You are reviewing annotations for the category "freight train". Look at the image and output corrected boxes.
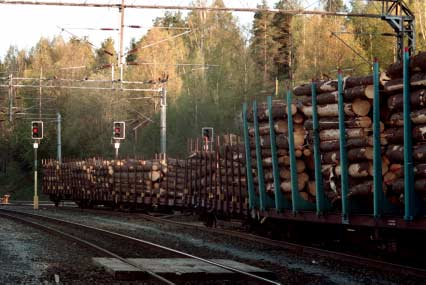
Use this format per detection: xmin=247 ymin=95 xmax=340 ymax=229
xmin=43 ymin=51 xmax=426 ymax=259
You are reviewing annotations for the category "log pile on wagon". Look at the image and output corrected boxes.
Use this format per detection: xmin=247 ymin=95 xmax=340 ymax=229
xmin=186 ymin=135 xmax=247 ymax=214
xmin=244 ymin=51 xmax=426 ymax=210
xmin=42 ymin=157 xmax=186 ymax=207
xmin=295 ymin=74 xmax=388 ymax=205
xmin=247 ymin=101 xmax=314 ymax=202
xmin=382 ymin=52 xmax=426 ymax=204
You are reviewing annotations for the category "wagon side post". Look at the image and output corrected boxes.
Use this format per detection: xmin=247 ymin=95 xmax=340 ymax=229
xmin=242 ymin=103 xmax=256 ymax=210
xmin=311 ymin=83 xmax=325 ymax=215
xmin=373 ymin=58 xmax=384 ymax=218
xmin=267 ymin=96 xmax=285 ymax=211
xmin=337 ymin=70 xmax=349 ymax=223
xmin=253 ymin=100 xmax=267 ymax=211
xmin=403 ymin=48 xmax=415 ymax=221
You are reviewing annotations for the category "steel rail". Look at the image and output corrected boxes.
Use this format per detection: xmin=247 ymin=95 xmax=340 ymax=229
xmin=136 ymin=213 xmax=426 ymax=279
xmin=0 ymin=1 xmax=386 ymax=18
xmin=0 ymin=208 xmax=281 ymax=285
xmin=0 ymin=210 xmax=175 ymax=285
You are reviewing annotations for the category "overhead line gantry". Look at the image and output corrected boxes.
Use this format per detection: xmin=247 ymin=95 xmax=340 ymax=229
xmin=0 ymin=0 xmax=415 ymax=61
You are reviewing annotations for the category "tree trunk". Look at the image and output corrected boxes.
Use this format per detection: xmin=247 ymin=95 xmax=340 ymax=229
xmin=301 ymin=99 xmax=371 ymax=117
xmin=318 ymin=136 xmax=379 ymax=152
xmin=293 ymin=79 xmax=338 ymax=96
xmin=304 ymin=116 xmax=372 ymax=130
xmin=319 ymin=128 xmax=371 ymax=141
xmin=322 ymin=147 xmax=373 ymax=164
xmin=386 ymin=51 xmax=426 ymax=79
xmin=386 ymin=144 xmax=426 ymax=163
xmin=247 ymin=101 xmax=296 ymax=122
xmin=387 ymin=109 xmax=426 ymax=126
xmin=387 ymin=89 xmax=426 ymax=111
xmin=347 ymin=180 xmax=374 ymax=198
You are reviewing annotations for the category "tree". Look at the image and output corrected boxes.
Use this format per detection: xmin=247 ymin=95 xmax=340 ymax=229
xmin=250 ymin=0 xmax=275 ymax=87
xmin=349 ymin=0 xmax=395 ymax=66
xmin=270 ymin=0 xmax=295 ymax=82
xmin=95 ymin=37 xmax=117 ymax=68
xmin=322 ymin=0 xmax=346 ymax=12
xmin=293 ymin=15 xmax=369 ymax=82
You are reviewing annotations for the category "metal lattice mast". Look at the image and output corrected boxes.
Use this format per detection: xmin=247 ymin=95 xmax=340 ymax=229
xmin=379 ymin=0 xmax=415 ymax=61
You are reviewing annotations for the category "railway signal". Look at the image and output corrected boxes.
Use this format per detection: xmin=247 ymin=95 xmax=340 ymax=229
xmin=112 ymin=121 xmax=125 ymax=159
xmin=202 ymin=127 xmax=213 ymax=151
xmin=31 ymin=121 xmax=43 ymax=140
xmin=113 ymin=121 xmax=125 ymax=140
xmin=31 ymin=121 xmax=43 ymax=211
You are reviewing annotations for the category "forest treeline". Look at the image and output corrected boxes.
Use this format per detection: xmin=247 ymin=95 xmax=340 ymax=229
xmin=0 ymin=0 xmax=426 ymax=197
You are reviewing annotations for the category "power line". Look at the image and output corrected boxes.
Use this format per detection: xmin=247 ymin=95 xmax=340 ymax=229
xmin=0 ymin=1 xmax=384 ymax=18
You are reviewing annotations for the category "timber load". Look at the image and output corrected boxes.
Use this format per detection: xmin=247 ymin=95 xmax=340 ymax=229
xmin=242 ymin=51 xmax=426 ymax=212
xmin=381 ymin=51 xmax=426 ymax=204
xmin=247 ymin=100 xmax=313 ymax=202
xmin=299 ymin=74 xmax=387 ymax=205
xmin=42 ymin=134 xmax=247 ymax=215
xmin=186 ymin=134 xmax=247 ymax=214
xmin=42 ymin=157 xmax=186 ymax=207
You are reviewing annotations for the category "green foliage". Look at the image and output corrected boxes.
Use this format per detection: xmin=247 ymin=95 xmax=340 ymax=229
xmin=2 ymin=0 xmax=426 ymax=199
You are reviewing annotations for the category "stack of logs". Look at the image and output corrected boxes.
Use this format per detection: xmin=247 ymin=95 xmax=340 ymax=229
xmin=186 ymin=135 xmax=247 ymax=214
xmin=42 ymin=157 xmax=186 ymax=206
xmin=382 ymin=52 xmax=426 ymax=203
xmin=247 ymin=101 xmax=314 ymax=202
xmin=246 ymin=51 xmax=426 ymax=209
xmin=295 ymin=75 xmax=388 ymax=204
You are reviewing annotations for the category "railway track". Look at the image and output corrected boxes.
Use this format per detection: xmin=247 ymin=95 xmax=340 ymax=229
xmin=0 ymin=208 xmax=279 ymax=285
xmin=136 ymin=212 xmax=426 ymax=279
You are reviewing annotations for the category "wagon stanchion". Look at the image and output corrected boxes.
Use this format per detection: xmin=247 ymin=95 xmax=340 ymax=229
xmin=267 ymin=95 xmax=285 ymax=212
xmin=373 ymin=58 xmax=384 ymax=218
xmin=403 ymin=48 xmax=415 ymax=221
xmin=224 ymin=142 xmax=230 ymax=214
xmin=311 ymin=83 xmax=326 ymax=215
xmin=217 ymin=136 xmax=223 ymax=212
xmin=253 ymin=100 xmax=267 ymax=211
xmin=287 ymin=91 xmax=299 ymax=214
xmin=242 ymin=103 xmax=256 ymax=210
xmin=337 ymin=69 xmax=350 ymax=223
xmin=236 ymin=137 xmax=244 ymax=215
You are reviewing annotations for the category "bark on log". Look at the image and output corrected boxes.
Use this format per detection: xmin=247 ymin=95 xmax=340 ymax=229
xmin=387 ymin=109 xmax=426 ymax=126
xmin=319 ymin=128 xmax=371 ymax=141
xmin=347 ymin=181 xmax=374 ymax=198
xmin=415 ymin=163 xmax=426 ymax=177
xmin=322 ymin=147 xmax=373 ymax=164
xmin=386 ymin=51 xmax=426 ymax=79
xmin=304 ymin=116 xmax=372 ymax=130
xmin=294 ymin=79 xmax=338 ymax=96
xmin=382 ymin=73 xmax=426 ymax=94
xmin=248 ymin=120 xmax=288 ymax=136
xmin=384 ymin=125 xmax=426 ymax=143
xmin=387 ymin=89 xmax=426 ymax=111
xmin=301 ymin=100 xmax=371 ymax=117
xmin=387 ymin=178 xmax=426 ymax=193
xmin=247 ymin=101 xmax=296 ymax=122
xmin=280 ymin=172 xmax=309 ymax=193
xmin=319 ymin=136 xmax=380 ymax=152
xmin=386 ymin=144 xmax=426 ymax=163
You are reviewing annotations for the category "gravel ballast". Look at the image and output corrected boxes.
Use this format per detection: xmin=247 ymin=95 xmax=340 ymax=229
xmin=1 ymin=205 xmax=424 ymax=284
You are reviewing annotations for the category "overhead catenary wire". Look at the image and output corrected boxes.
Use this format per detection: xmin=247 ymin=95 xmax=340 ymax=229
xmin=0 ymin=1 xmax=386 ymax=18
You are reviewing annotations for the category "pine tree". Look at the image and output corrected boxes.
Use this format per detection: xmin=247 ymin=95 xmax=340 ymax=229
xmin=270 ymin=0 xmax=294 ymax=82
xmin=250 ymin=0 xmax=275 ymax=86
xmin=95 ymin=37 xmax=117 ymax=68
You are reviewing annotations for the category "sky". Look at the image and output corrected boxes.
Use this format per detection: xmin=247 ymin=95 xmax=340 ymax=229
xmin=0 ymin=0 xmax=328 ymax=59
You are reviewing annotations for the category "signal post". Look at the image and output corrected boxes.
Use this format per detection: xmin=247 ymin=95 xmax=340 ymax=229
xmin=31 ymin=121 xmax=43 ymax=210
